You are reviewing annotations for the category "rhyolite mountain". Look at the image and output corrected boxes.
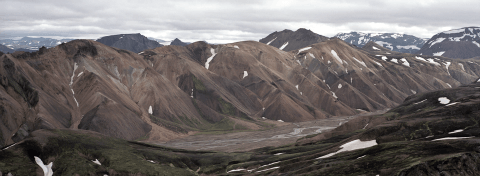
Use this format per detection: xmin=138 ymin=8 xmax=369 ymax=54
xmin=96 ymin=33 xmax=163 ymax=53
xmin=416 ymin=27 xmax=480 ymax=59
xmin=259 ymin=28 xmax=329 ymax=51
xmin=335 ymin=32 xmax=427 ymax=53
xmin=2 ymin=36 xmax=480 ymax=150
xmin=2 ymin=79 xmax=480 ymax=175
xmin=170 ymin=38 xmax=189 ymax=46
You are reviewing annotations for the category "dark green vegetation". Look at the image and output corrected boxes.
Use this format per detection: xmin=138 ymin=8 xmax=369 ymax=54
xmin=2 ymin=82 xmax=480 ymax=175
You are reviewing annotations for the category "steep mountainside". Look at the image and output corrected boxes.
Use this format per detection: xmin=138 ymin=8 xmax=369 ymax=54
xmin=2 ymin=79 xmax=480 ymax=175
xmin=335 ymin=32 xmax=427 ymax=53
xmin=1 ymin=38 xmax=480 ymax=150
xmin=259 ymin=28 xmax=329 ymax=51
xmin=416 ymin=27 xmax=480 ymax=59
xmin=170 ymin=38 xmax=189 ymax=46
xmin=96 ymin=33 xmax=163 ymax=53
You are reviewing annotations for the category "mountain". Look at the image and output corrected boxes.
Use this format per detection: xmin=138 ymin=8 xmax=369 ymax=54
xmin=416 ymin=27 xmax=480 ymax=59
xmin=148 ymin=37 xmax=170 ymax=45
xmin=335 ymin=32 xmax=427 ymax=53
xmin=2 ymin=36 xmax=480 ymax=148
xmin=0 ymin=44 xmax=15 ymax=53
xmin=0 ymin=37 xmax=74 ymax=51
xmin=170 ymin=38 xmax=189 ymax=46
xmin=259 ymin=28 xmax=329 ymax=51
xmin=2 ymin=77 xmax=480 ymax=175
xmin=96 ymin=33 xmax=163 ymax=53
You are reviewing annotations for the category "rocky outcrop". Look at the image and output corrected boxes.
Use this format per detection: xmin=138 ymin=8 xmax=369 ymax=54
xmin=259 ymin=28 xmax=329 ymax=51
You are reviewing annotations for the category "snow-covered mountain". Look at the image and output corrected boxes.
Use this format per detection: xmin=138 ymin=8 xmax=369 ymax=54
xmin=416 ymin=27 xmax=480 ymax=59
xmin=0 ymin=37 xmax=74 ymax=52
xmin=334 ymin=32 xmax=427 ymax=53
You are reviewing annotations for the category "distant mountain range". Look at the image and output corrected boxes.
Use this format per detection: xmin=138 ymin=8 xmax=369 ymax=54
xmin=0 ymin=37 xmax=74 ymax=53
xmin=334 ymin=32 xmax=427 ymax=53
xmin=416 ymin=27 xmax=480 ymax=59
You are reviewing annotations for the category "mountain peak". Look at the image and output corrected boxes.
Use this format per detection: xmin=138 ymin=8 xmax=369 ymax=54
xmin=96 ymin=33 xmax=163 ymax=53
xmin=170 ymin=38 xmax=188 ymax=46
xmin=259 ymin=28 xmax=328 ymax=51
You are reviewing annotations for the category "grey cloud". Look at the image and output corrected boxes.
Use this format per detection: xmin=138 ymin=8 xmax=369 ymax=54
xmin=1 ymin=0 xmax=479 ymax=43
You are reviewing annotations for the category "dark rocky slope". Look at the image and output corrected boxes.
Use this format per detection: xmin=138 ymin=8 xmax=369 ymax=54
xmin=96 ymin=33 xmax=163 ymax=53
xmin=259 ymin=28 xmax=329 ymax=51
xmin=416 ymin=27 xmax=480 ymax=59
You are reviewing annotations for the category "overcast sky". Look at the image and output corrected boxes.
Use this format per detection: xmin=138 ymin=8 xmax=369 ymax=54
xmin=1 ymin=0 xmax=479 ymax=43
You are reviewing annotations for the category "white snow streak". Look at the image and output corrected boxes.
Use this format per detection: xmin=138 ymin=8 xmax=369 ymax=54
xmin=415 ymin=56 xmax=427 ymax=62
xmin=429 ymin=38 xmax=446 ymax=48
xmin=309 ymin=53 xmax=315 ymax=58
xmin=414 ymin=99 xmax=427 ymax=105
xmin=295 ymin=85 xmax=299 ymax=90
xmin=205 ymin=48 xmax=216 ymax=69
xmin=391 ymin=58 xmax=398 ymax=64
xmin=427 ymin=58 xmax=441 ymax=66
xmin=448 ymin=129 xmax=464 ymax=134
xmin=77 ymin=72 xmax=83 ymax=77
xmin=372 ymin=46 xmax=380 ymax=50
xmin=353 ymin=57 xmax=367 ymax=67
xmin=93 ymin=159 xmax=101 ymax=165
xmin=234 ymin=45 xmax=239 ymax=49
xmin=148 ymin=106 xmax=153 ymax=114
xmin=35 ymin=156 xmax=53 ymax=176
xmin=446 ymin=83 xmax=452 ymax=88
xmin=459 ymin=63 xmax=465 ymax=71
xmin=298 ymin=47 xmax=312 ymax=54
xmin=331 ymin=91 xmax=338 ymax=99
xmin=279 ymin=42 xmax=289 ymax=50
xmin=330 ymin=50 xmax=343 ymax=64
xmin=317 ymin=139 xmax=377 ymax=159
xmin=473 ymin=41 xmax=480 ymax=47
xmin=400 ymin=58 xmax=410 ymax=67
xmin=243 ymin=71 xmax=248 ymax=79
xmin=433 ymin=51 xmax=446 ymax=56
xmin=444 ymin=62 xmax=451 ymax=75
xmin=256 ymin=167 xmax=280 ymax=173
xmin=266 ymin=37 xmax=277 ymax=45
xmin=432 ymin=137 xmax=473 ymax=141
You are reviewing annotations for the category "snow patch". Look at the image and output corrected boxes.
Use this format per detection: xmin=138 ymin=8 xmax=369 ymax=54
xmin=459 ymin=63 xmax=465 ymax=71
xmin=309 ymin=53 xmax=315 ymax=58
xmin=277 ymin=120 xmax=284 ymax=122
xmin=411 ymin=90 xmax=417 ymax=94
xmin=375 ymin=41 xmax=393 ymax=50
xmin=396 ymin=45 xmax=420 ymax=50
xmin=427 ymin=58 xmax=440 ymax=66
xmin=415 ymin=56 xmax=427 ymax=62
xmin=243 ymin=71 xmax=248 ymax=79
xmin=295 ymin=85 xmax=299 ymax=90
xmin=433 ymin=51 xmax=446 ymax=56
xmin=205 ymin=48 xmax=216 ymax=69
xmin=442 ymin=28 xmax=465 ymax=34
xmin=414 ymin=99 xmax=427 ymax=105
xmin=372 ymin=46 xmax=380 ymax=50
xmin=317 ymin=139 xmax=377 ymax=159
xmin=429 ymin=38 xmax=446 ymax=47
xmin=77 ymin=72 xmax=83 ymax=77
xmin=400 ymin=58 xmax=410 ymax=67
xmin=353 ymin=57 xmax=367 ymax=67
xmin=274 ymin=153 xmax=284 ymax=155
xmin=374 ymin=61 xmax=383 ymax=67
xmin=390 ymin=58 xmax=398 ymax=64
xmin=256 ymin=167 xmax=280 ymax=173
xmin=234 ymin=45 xmax=239 ymax=49
xmin=331 ymin=91 xmax=338 ymax=99
xmin=266 ymin=37 xmax=277 ymax=45
xmin=448 ymin=129 xmax=464 ymax=134
xmin=432 ymin=137 xmax=473 ymax=141
xmin=446 ymin=102 xmax=458 ymax=106
xmin=330 ymin=50 xmax=343 ymax=64
xmin=298 ymin=47 xmax=312 ymax=54
xmin=148 ymin=106 xmax=153 ymax=114
xmin=338 ymin=84 xmax=342 ymax=89
xmin=93 ymin=159 xmax=101 ymax=165
xmin=473 ymin=41 xmax=480 ymax=47
xmin=446 ymin=83 xmax=452 ymax=88
xmin=35 ymin=156 xmax=53 ymax=176
xmin=444 ymin=62 xmax=451 ymax=75
xmin=296 ymin=60 xmax=301 ymax=65
xmin=279 ymin=42 xmax=289 ymax=50
xmin=438 ymin=97 xmax=450 ymax=104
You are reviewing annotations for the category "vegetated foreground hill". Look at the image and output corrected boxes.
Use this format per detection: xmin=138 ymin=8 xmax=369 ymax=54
xmin=1 ymin=38 xmax=480 ymax=149
xmin=2 ymin=80 xmax=480 ymax=175
xmin=259 ymin=28 xmax=329 ymax=51
xmin=335 ymin=32 xmax=427 ymax=53
xmin=416 ymin=27 xmax=480 ymax=59
xmin=96 ymin=33 xmax=163 ymax=53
